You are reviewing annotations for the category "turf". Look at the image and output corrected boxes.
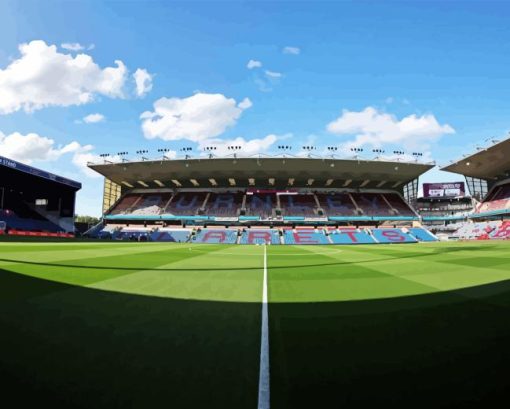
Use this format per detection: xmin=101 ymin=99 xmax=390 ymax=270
xmin=1 ymin=240 xmax=510 ymax=407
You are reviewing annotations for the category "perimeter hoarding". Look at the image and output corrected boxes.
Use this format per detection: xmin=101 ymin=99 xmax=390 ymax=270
xmin=423 ymin=182 xmax=465 ymax=198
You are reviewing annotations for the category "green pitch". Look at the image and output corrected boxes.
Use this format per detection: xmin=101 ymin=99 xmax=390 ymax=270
xmin=1 ymin=240 xmax=510 ymax=407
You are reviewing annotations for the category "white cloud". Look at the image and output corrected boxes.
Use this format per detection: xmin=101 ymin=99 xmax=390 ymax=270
xmin=61 ymin=43 xmax=84 ymax=51
xmin=0 ymin=131 xmax=73 ymax=163
xmin=265 ymin=70 xmax=282 ymax=78
xmin=283 ymin=46 xmax=300 ymax=55
xmin=156 ymin=150 xmax=177 ymax=159
xmin=61 ymin=43 xmax=95 ymax=52
xmin=0 ymin=129 xmax=102 ymax=177
xmin=238 ymin=97 xmax=253 ymax=110
xmin=71 ymin=149 xmax=103 ymax=178
xmin=198 ymin=134 xmax=278 ymax=156
xmin=133 ymin=68 xmax=153 ymax=97
xmin=73 ymin=150 xmax=130 ymax=178
xmin=0 ymin=130 xmax=88 ymax=163
xmin=82 ymin=113 xmax=105 ymax=124
xmin=141 ymin=93 xmax=252 ymax=142
xmin=247 ymin=59 xmax=262 ymax=69
xmin=0 ymin=40 xmax=133 ymax=114
xmin=326 ymin=106 xmax=455 ymax=150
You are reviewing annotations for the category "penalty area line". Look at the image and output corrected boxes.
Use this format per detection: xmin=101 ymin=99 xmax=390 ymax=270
xmin=258 ymin=244 xmax=270 ymax=409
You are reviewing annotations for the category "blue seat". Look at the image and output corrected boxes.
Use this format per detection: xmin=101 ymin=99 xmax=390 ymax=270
xmin=329 ymin=230 xmax=376 ymax=244
xmin=117 ymin=230 xmax=151 ymax=241
xmin=150 ymin=230 xmax=190 ymax=242
xmin=239 ymin=229 xmax=280 ymax=244
xmin=193 ymin=229 xmax=238 ymax=244
xmin=409 ymin=228 xmax=438 ymax=242
xmin=1 ymin=212 xmax=63 ymax=233
xmin=372 ymin=228 xmax=417 ymax=243
xmin=283 ymin=229 xmax=330 ymax=245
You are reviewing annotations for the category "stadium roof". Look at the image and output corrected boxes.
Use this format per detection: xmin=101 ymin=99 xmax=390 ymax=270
xmin=88 ymin=156 xmax=434 ymax=189
xmin=0 ymin=155 xmax=81 ymax=190
xmin=441 ymin=137 xmax=510 ymax=180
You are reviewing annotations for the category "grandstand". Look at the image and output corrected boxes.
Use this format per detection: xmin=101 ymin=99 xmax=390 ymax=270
xmin=79 ymin=138 xmax=510 ymax=244
xmin=0 ymin=155 xmax=81 ymax=236
xmin=440 ymin=136 xmax=510 ymax=239
xmin=415 ymin=182 xmax=474 ymax=235
xmin=87 ymin=155 xmax=437 ymax=244
xmin=474 ymin=181 xmax=510 ymax=215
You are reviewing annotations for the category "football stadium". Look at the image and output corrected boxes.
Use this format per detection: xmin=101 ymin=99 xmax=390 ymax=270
xmin=1 ymin=136 xmax=510 ymax=407
xmin=3 ymin=2 xmax=510 ymax=407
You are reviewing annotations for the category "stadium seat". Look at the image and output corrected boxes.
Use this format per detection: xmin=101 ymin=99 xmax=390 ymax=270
xmin=114 ymin=227 xmax=154 ymax=241
xmin=351 ymin=193 xmax=394 ymax=216
xmin=0 ymin=208 xmax=64 ymax=233
xmin=204 ymin=192 xmax=244 ymax=217
xmin=283 ymin=229 xmax=330 ymax=245
xmin=244 ymin=192 xmax=275 ymax=219
xmin=150 ymin=229 xmax=191 ymax=242
xmin=239 ymin=229 xmax=281 ymax=244
xmin=371 ymin=228 xmax=417 ymax=243
xmin=384 ymin=193 xmax=417 ymax=216
xmin=316 ymin=193 xmax=357 ymax=216
xmin=329 ymin=229 xmax=376 ymax=244
xmin=164 ymin=192 xmax=208 ymax=216
xmin=279 ymin=194 xmax=318 ymax=217
xmin=193 ymin=229 xmax=238 ymax=244
xmin=475 ymin=182 xmax=510 ymax=215
xmin=110 ymin=194 xmax=142 ymax=214
xmin=491 ymin=221 xmax=510 ymax=239
xmin=130 ymin=193 xmax=172 ymax=215
xmin=408 ymin=227 xmax=438 ymax=242
xmin=453 ymin=221 xmax=502 ymax=239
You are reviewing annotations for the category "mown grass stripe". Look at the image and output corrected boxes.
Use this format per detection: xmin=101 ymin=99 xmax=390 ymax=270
xmin=86 ymin=244 xmax=264 ymax=302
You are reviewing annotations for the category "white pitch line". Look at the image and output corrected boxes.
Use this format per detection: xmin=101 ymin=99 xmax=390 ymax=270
xmin=257 ymin=244 xmax=270 ymax=409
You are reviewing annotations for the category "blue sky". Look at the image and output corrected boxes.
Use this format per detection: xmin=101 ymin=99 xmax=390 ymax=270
xmin=1 ymin=1 xmax=510 ymax=216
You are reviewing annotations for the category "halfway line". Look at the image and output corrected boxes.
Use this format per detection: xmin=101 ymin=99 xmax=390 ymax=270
xmin=257 ymin=244 xmax=270 ymax=409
